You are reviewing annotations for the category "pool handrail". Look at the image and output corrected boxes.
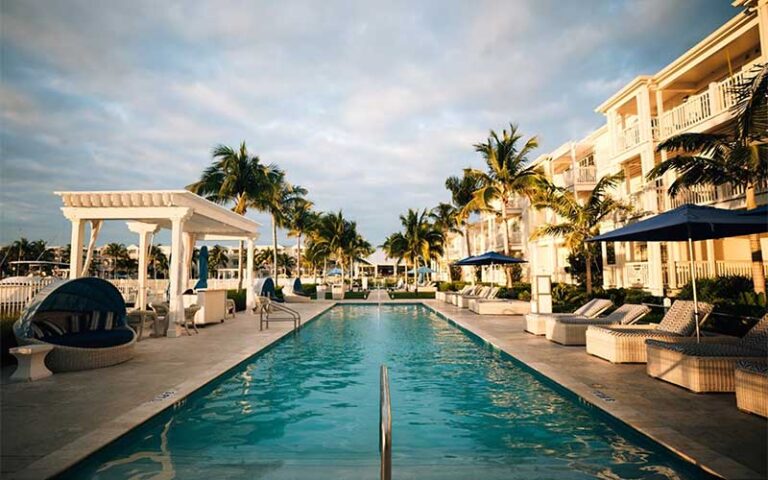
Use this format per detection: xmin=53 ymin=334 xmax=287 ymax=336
xmin=255 ymin=296 xmax=302 ymax=331
xmin=380 ymin=364 xmax=392 ymax=480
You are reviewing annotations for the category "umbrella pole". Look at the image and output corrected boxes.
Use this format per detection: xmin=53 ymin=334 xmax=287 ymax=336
xmin=688 ymin=237 xmax=701 ymax=343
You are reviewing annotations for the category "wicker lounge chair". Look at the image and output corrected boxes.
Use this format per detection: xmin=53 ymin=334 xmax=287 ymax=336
xmin=645 ymin=314 xmax=767 ymax=392
xmin=456 ymin=287 xmax=499 ymax=309
xmin=586 ymin=300 xmax=713 ymax=364
xmin=468 ymin=298 xmax=530 ymax=315
xmin=525 ymin=298 xmax=612 ymax=335
xmin=545 ymin=303 xmax=650 ymax=346
xmin=126 ymin=309 xmax=158 ymax=342
xmin=14 ymin=278 xmax=136 ymax=372
xmin=451 ymin=286 xmax=488 ymax=306
xmin=735 ymin=360 xmax=768 ymax=418
xmin=441 ymin=285 xmax=475 ymax=304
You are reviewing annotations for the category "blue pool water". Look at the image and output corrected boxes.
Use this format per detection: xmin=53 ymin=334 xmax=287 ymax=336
xmin=60 ymin=305 xmax=712 ymax=479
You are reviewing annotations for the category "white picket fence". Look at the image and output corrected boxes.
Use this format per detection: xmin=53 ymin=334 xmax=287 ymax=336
xmin=0 ymin=278 xmax=58 ymax=318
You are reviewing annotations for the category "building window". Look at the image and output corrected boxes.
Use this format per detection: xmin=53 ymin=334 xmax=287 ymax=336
xmin=606 ymin=242 xmax=616 ymax=265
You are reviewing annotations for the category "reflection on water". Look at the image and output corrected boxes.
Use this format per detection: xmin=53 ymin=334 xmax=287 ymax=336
xmin=61 ymin=305 xmax=712 ymax=480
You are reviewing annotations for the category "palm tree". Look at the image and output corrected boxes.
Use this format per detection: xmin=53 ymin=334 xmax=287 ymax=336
xmin=148 ymin=245 xmax=168 ymax=279
xmin=430 ymin=202 xmax=461 ymax=278
xmin=445 ymin=173 xmax=483 ymax=257
xmin=648 ymin=64 xmax=768 ymax=294
xmin=311 ymin=211 xmax=357 ymax=286
xmin=102 ymin=243 xmax=128 ymax=278
xmin=382 ymin=233 xmax=407 ymax=281
xmin=346 ymin=233 xmax=375 ymax=277
xmin=208 ymin=245 xmax=229 ymax=276
xmin=531 ymin=172 xmax=631 ymax=294
xmin=466 ymin=124 xmax=545 ymax=286
xmin=286 ymin=199 xmax=317 ymax=278
xmin=394 ymin=209 xmax=444 ymax=286
xmin=187 ymin=141 xmax=280 ymax=289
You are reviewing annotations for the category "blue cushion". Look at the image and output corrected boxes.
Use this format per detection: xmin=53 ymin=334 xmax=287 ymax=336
xmin=43 ymin=328 xmax=134 ymax=348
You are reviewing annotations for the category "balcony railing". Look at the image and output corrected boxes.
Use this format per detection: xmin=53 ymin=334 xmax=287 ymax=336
xmin=625 ymin=262 xmax=649 ymax=287
xmin=671 ymin=261 xmax=768 ymax=286
xmin=563 ymin=166 xmax=596 ymax=186
xmin=668 ymin=178 xmax=768 ymax=209
xmin=619 ymin=122 xmax=641 ymax=151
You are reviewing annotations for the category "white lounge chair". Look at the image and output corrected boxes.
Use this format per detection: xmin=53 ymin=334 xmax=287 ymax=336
xmin=469 ymin=298 xmax=530 ymax=315
xmin=735 ymin=360 xmax=768 ymax=418
xmin=445 ymin=285 xmax=480 ymax=305
xmin=525 ymin=299 xmax=613 ymax=335
xmin=645 ymin=314 xmax=767 ymax=392
xmin=586 ymin=300 xmax=713 ymax=364
xmin=457 ymin=287 xmax=499 ymax=309
xmin=453 ymin=286 xmax=489 ymax=306
xmin=545 ymin=303 xmax=650 ymax=346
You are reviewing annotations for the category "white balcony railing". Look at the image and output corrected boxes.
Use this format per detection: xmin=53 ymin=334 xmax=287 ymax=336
xmin=668 ymin=178 xmax=768 ymax=209
xmin=717 ymin=69 xmax=749 ymax=111
xmin=658 ymin=90 xmax=712 ymax=139
xmin=671 ymin=261 xmax=768 ymax=286
xmin=563 ymin=166 xmax=597 ymax=186
xmin=619 ymin=122 xmax=641 ymax=151
xmin=625 ymin=262 xmax=649 ymax=287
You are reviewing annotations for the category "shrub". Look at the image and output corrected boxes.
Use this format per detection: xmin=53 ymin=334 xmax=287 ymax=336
xmin=1 ymin=315 xmax=18 ymax=367
xmin=438 ymin=281 xmax=468 ymax=292
xmin=497 ymin=282 xmax=531 ymax=300
xmin=518 ymin=290 xmax=531 ymax=302
xmin=300 ymin=283 xmax=318 ymax=296
xmin=226 ymin=289 xmax=247 ymax=311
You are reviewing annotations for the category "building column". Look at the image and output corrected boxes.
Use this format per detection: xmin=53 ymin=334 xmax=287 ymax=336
xmin=127 ymin=222 xmax=159 ymax=310
xmin=607 ymin=109 xmax=619 ymax=156
xmin=636 ymin=85 xmax=653 ymax=143
xmin=706 ymin=239 xmax=717 ymax=277
xmin=246 ymin=238 xmax=255 ymax=311
xmin=68 ymin=218 xmax=85 ymax=279
xmin=647 ymin=243 xmax=664 ymax=296
xmin=168 ymin=211 xmax=191 ymax=337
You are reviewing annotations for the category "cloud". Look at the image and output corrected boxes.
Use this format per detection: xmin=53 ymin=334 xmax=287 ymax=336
xmin=0 ymin=0 xmax=736 ymax=246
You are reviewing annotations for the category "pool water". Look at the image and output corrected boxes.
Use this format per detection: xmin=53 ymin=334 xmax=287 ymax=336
xmin=61 ymin=305 xmax=712 ymax=479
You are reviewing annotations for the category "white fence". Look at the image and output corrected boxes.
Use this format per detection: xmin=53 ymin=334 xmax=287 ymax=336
xmin=0 ymin=278 xmax=57 ymax=317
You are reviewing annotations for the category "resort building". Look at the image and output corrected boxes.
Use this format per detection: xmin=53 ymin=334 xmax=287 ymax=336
xmin=447 ymin=3 xmax=768 ymax=294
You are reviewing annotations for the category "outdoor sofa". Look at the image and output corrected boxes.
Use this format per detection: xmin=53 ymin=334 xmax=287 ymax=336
xmin=586 ymin=300 xmax=713 ymax=364
xmin=645 ymin=314 xmax=767 ymax=393
xmin=525 ymin=298 xmax=613 ymax=335
xmin=456 ymin=287 xmax=499 ymax=308
xmin=545 ymin=303 xmax=650 ymax=346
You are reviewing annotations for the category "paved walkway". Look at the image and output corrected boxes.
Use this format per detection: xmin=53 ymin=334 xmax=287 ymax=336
xmin=0 ymin=302 xmax=333 ymax=479
xmin=425 ymin=300 xmax=767 ymax=480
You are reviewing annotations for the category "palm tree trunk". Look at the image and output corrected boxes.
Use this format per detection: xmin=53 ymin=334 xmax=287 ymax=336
xmin=501 ymin=197 xmax=512 ymax=287
xmin=272 ymin=215 xmax=278 ymax=280
xmin=585 ymin=250 xmax=593 ymax=295
xmin=746 ymin=184 xmax=766 ymax=295
xmin=297 ymin=233 xmax=302 ymax=279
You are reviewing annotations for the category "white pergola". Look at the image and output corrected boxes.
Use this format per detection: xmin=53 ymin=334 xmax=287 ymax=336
xmin=56 ymin=190 xmax=260 ymax=337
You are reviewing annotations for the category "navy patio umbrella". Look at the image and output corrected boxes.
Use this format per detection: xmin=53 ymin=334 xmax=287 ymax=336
xmin=194 ymin=246 xmax=209 ymax=290
xmin=454 ymin=255 xmax=478 ymax=266
xmin=459 ymin=251 xmax=527 ymax=266
xmin=587 ymin=203 xmax=768 ymax=341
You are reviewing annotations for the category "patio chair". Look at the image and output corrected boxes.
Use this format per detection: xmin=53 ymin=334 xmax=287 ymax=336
xmin=439 ymin=285 xmax=473 ymax=304
xmin=525 ymin=298 xmax=613 ymax=335
xmin=452 ymin=286 xmax=488 ymax=306
xmin=586 ymin=300 xmax=713 ymax=364
xmin=735 ymin=360 xmax=768 ymax=418
xmin=149 ymin=301 xmax=169 ymax=336
xmin=182 ymin=305 xmax=201 ymax=335
xmin=468 ymin=298 xmax=530 ymax=315
xmin=645 ymin=314 xmax=767 ymax=392
xmin=125 ymin=309 xmax=158 ymax=342
xmin=545 ymin=303 xmax=650 ymax=346
xmin=225 ymin=298 xmax=236 ymax=319
xmin=457 ymin=287 xmax=499 ymax=309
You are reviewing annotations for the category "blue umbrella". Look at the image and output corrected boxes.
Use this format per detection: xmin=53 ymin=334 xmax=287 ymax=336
xmin=454 ymin=255 xmax=478 ymax=266
xmin=587 ymin=203 xmax=768 ymax=341
xmin=194 ymin=246 xmax=208 ymax=290
xmin=458 ymin=251 xmax=527 ymax=266
xmin=417 ymin=266 xmax=436 ymax=274
xmin=327 ymin=267 xmax=342 ymax=276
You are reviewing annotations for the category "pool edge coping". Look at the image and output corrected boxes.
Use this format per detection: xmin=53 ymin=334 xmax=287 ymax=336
xmin=420 ymin=301 xmax=764 ymax=480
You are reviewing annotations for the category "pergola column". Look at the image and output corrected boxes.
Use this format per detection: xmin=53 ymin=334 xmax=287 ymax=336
xmin=168 ymin=210 xmax=192 ymax=337
xmin=246 ymin=238 xmax=255 ymax=311
xmin=127 ymin=222 xmax=160 ymax=310
xmin=68 ymin=217 xmax=85 ymax=279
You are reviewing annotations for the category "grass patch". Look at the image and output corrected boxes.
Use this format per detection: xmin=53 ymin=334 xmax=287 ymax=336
xmin=389 ymin=291 xmax=435 ymax=300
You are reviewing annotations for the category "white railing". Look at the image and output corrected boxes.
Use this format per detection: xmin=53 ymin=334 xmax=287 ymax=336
xmin=672 ymin=261 xmax=768 ymax=286
xmin=717 ymin=70 xmax=748 ymax=111
xmin=0 ymin=277 xmax=58 ymax=317
xmin=619 ymin=122 xmax=641 ymax=151
xmin=625 ymin=262 xmax=649 ymax=287
xmin=563 ymin=166 xmax=596 ymax=186
xmin=658 ymin=90 xmax=712 ymax=139
xmin=669 ymin=185 xmax=720 ymax=208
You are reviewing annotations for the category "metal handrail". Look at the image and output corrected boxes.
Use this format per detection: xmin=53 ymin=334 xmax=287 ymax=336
xmin=380 ymin=365 xmax=392 ymax=480
xmin=255 ymin=296 xmax=302 ymax=331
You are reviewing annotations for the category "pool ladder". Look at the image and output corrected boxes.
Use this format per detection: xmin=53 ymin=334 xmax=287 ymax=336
xmin=254 ymin=296 xmax=302 ymax=332
xmin=380 ymin=364 xmax=392 ymax=480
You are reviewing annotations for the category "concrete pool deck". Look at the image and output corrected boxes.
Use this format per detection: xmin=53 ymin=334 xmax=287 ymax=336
xmin=425 ymin=300 xmax=767 ymax=480
xmin=1 ymin=298 xmax=765 ymax=479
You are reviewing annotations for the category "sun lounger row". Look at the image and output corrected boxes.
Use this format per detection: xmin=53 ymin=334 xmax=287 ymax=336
xmin=436 ymin=285 xmax=530 ymax=314
xmin=524 ymin=297 xmax=767 ymax=418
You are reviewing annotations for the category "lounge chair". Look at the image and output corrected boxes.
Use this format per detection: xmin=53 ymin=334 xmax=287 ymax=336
xmin=525 ymin=299 xmax=613 ymax=335
xmin=586 ymin=300 xmax=713 ymax=364
xmin=452 ymin=286 xmax=489 ymax=306
xmin=735 ymin=360 xmax=768 ymax=418
xmin=283 ymin=278 xmax=313 ymax=303
xmin=457 ymin=287 xmax=499 ymax=309
xmin=125 ymin=309 xmax=158 ymax=342
xmin=645 ymin=314 xmax=767 ymax=392
xmin=468 ymin=298 xmax=530 ymax=315
xmin=545 ymin=303 xmax=650 ymax=346
xmin=440 ymin=285 xmax=474 ymax=304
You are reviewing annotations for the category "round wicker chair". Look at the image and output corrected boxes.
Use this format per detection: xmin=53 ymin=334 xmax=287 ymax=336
xmin=13 ymin=278 xmax=136 ymax=372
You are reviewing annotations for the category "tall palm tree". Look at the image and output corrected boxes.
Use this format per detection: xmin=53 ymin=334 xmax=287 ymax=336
xmin=382 ymin=233 xmax=408 ymax=281
xmin=286 ymin=199 xmax=317 ymax=278
xmin=531 ymin=173 xmax=631 ymax=294
xmin=430 ymin=202 xmax=461 ymax=278
xmin=396 ymin=209 xmax=444 ymax=285
xmin=466 ymin=124 xmax=545 ymax=286
xmin=648 ymin=64 xmax=768 ymax=294
xmin=346 ymin=233 xmax=375 ymax=277
xmin=312 ymin=211 xmax=357 ymax=286
xmin=102 ymin=242 xmax=128 ymax=278
xmin=445 ymin=173 xmax=483 ymax=257
xmin=187 ymin=141 xmax=281 ymax=289
xmin=148 ymin=245 xmax=168 ymax=279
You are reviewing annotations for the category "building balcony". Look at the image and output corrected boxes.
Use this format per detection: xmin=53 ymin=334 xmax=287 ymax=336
xmin=562 ymin=166 xmax=596 ymax=189
xmin=666 ymin=178 xmax=768 ymax=209
xmin=670 ymin=261 xmax=768 ymax=287
xmin=657 ymin=68 xmax=755 ymax=141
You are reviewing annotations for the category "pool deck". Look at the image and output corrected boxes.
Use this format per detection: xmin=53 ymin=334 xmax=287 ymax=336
xmin=425 ymin=300 xmax=767 ymax=480
xmin=1 ymin=298 xmax=766 ymax=479
xmin=0 ymin=302 xmax=334 ymax=479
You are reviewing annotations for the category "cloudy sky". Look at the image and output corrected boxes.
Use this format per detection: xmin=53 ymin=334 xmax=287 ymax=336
xmin=1 ymin=0 xmax=734 ymax=247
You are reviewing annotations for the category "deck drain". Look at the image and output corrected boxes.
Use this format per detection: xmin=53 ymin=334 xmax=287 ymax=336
xmin=592 ymin=389 xmax=616 ymax=402
xmin=152 ymin=390 xmax=178 ymax=402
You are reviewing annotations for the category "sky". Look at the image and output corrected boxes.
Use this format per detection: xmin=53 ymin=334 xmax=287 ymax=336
xmin=0 ymin=0 xmax=736 ymax=248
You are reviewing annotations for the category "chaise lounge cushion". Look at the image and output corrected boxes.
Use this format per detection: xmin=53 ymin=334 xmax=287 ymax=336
xmin=42 ymin=328 xmax=135 ymax=348
xmin=645 ymin=340 xmax=765 ymax=357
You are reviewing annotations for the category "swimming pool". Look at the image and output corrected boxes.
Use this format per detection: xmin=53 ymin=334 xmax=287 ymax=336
xmin=60 ymin=305 xmax=712 ymax=479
